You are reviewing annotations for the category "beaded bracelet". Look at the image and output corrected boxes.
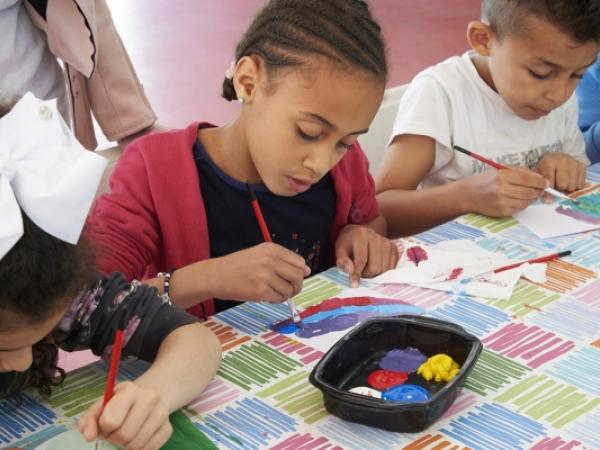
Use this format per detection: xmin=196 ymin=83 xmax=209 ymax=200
xmin=157 ymin=268 xmax=176 ymax=304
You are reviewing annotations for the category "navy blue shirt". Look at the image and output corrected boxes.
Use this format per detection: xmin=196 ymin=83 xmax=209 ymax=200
xmin=193 ymin=136 xmax=336 ymax=312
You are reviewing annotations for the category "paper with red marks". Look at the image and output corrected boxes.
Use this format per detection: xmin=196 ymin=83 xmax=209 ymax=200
xmin=371 ymin=240 xmax=546 ymax=300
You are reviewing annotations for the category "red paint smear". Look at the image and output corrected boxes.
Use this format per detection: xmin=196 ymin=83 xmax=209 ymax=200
xmin=367 ymin=369 xmax=408 ymax=390
xmin=407 ymin=246 xmax=428 ymax=266
xmin=298 ymin=296 xmax=411 ymax=319
xmin=446 ymin=267 xmax=463 ymax=281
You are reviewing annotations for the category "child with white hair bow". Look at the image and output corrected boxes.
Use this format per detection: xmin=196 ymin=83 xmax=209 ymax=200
xmin=0 ymin=94 xmax=221 ymax=450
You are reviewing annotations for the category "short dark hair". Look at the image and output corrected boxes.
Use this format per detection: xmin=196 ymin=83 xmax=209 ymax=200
xmin=482 ymin=0 xmax=600 ymax=43
xmin=222 ymin=0 xmax=387 ymax=101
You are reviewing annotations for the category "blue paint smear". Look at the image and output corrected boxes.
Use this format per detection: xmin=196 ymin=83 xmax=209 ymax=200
xmin=270 ymin=303 xmax=425 ymax=338
xmin=276 ymin=323 xmax=299 ymax=334
xmin=301 ymin=304 xmax=423 ymax=324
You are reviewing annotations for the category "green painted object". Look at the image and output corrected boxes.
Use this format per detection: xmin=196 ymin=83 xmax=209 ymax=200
xmin=161 ymin=410 xmax=217 ymax=450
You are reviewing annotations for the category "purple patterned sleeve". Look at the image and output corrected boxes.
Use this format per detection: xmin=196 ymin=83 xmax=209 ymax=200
xmin=53 ymin=272 xmax=197 ymax=362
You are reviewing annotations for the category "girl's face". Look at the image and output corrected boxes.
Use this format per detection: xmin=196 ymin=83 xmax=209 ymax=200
xmin=242 ymin=61 xmax=385 ymax=196
xmin=0 ymin=307 xmax=66 ymax=372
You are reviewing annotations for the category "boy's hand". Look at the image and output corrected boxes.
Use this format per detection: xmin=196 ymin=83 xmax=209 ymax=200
xmin=78 ymin=381 xmax=172 ymax=450
xmin=462 ymin=168 xmax=548 ymax=217
xmin=335 ymin=224 xmax=400 ymax=287
xmin=536 ymin=153 xmax=586 ymax=202
xmin=212 ymin=242 xmax=310 ymax=302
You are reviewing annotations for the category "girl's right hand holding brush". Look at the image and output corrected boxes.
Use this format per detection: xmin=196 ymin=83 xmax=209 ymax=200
xmin=213 ymin=243 xmax=310 ymax=302
xmin=145 ymin=243 xmax=310 ymax=307
xmin=460 ymin=167 xmax=548 ymax=217
xmin=78 ymin=381 xmax=171 ymax=450
xmin=201 ymin=243 xmax=310 ymax=303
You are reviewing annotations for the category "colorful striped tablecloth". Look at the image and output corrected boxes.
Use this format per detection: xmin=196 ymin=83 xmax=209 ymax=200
xmin=4 ymin=165 xmax=600 ymax=450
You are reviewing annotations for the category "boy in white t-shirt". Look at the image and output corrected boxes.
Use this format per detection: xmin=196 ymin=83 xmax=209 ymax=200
xmin=376 ymin=0 xmax=600 ymax=237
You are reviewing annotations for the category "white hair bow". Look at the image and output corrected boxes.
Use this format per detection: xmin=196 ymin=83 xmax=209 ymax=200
xmin=0 ymin=93 xmax=107 ymax=259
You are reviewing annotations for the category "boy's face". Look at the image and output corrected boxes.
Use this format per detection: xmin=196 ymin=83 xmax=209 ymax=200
xmin=0 ymin=306 xmax=66 ymax=373
xmin=244 ymin=63 xmax=384 ymax=196
xmin=481 ymin=14 xmax=599 ymax=120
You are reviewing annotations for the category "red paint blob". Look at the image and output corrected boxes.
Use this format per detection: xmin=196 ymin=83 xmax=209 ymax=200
xmin=446 ymin=267 xmax=464 ymax=281
xmin=367 ymin=369 xmax=408 ymax=390
xmin=407 ymin=246 xmax=428 ymax=266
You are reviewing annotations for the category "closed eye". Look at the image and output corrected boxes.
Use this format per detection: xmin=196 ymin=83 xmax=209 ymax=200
xmin=338 ymin=139 xmax=356 ymax=151
xmin=298 ymin=129 xmax=319 ymax=142
xmin=528 ymin=69 xmax=551 ymax=80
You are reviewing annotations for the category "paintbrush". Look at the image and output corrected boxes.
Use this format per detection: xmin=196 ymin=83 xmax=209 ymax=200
xmin=453 ymin=145 xmax=579 ymax=204
xmin=246 ymin=184 xmax=302 ymax=325
xmin=95 ymin=312 xmax=128 ymax=450
xmin=456 ymin=250 xmax=572 ymax=285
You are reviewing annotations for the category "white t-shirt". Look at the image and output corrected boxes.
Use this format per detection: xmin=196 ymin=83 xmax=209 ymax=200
xmin=391 ymin=51 xmax=589 ymax=189
xmin=0 ymin=0 xmax=67 ymax=109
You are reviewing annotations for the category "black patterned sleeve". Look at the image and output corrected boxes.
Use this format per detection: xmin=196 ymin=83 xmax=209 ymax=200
xmin=52 ymin=272 xmax=197 ymax=362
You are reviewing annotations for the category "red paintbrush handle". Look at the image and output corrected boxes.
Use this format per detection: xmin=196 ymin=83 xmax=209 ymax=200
xmin=250 ymin=200 xmax=272 ymax=243
xmin=454 ymin=145 xmax=506 ymax=170
xmin=493 ymin=251 xmax=571 ymax=274
xmin=472 ymin=154 xmax=505 ymax=170
xmin=101 ymin=329 xmax=124 ymax=409
xmin=475 ymin=155 xmax=508 ymax=170
xmin=493 ymin=261 xmax=528 ymax=273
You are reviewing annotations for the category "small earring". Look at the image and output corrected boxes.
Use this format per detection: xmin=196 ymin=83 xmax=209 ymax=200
xmin=238 ymin=96 xmax=245 ymax=104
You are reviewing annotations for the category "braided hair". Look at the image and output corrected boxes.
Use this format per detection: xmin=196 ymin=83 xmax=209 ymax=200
xmin=222 ymin=0 xmax=387 ymax=101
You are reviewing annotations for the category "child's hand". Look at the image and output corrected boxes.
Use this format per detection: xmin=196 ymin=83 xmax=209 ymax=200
xmin=213 ymin=242 xmax=310 ymax=302
xmin=535 ymin=153 xmax=586 ymax=202
xmin=77 ymin=381 xmax=172 ymax=450
xmin=462 ymin=168 xmax=548 ymax=217
xmin=335 ymin=224 xmax=400 ymax=287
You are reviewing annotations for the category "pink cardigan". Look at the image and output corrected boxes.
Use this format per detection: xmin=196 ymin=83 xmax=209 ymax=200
xmin=25 ymin=0 xmax=156 ymax=149
xmin=88 ymin=122 xmax=379 ymax=319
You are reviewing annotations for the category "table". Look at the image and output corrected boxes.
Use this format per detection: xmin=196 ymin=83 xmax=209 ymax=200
xmin=4 ymin=166 xmax=600 ymax=450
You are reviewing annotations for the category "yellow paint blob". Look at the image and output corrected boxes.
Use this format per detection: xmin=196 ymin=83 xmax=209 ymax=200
xmin=417 ymin=353 xmax=460 ymax=382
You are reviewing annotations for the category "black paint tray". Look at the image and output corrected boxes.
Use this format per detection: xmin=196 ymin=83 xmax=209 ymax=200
xmin=309 ymin=315 xmax=482 ymax=432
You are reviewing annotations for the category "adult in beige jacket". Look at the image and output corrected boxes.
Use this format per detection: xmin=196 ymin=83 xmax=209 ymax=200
xmin=23 ymin=0 xmax=157 ymax=150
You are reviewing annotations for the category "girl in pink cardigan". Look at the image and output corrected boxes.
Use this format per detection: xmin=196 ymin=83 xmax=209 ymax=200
xmin=88 ymin=0 xmax=400 ymax=319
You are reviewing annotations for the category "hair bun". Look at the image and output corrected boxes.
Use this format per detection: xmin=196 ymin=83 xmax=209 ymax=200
xmin=221 ymin=77 xmax=238 ymax=102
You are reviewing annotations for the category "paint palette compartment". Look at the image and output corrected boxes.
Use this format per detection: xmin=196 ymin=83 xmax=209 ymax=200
xmin=309 ymin=315 xmax=482 ymax=432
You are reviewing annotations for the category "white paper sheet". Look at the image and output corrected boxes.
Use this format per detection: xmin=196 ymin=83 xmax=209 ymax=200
xmin=513 ymin=185 xmax=600 ymax=239
xmin=370 ymin=240 xmax=547 ymax=300
xmin=514 ymin=204 xmax=600 ymax=239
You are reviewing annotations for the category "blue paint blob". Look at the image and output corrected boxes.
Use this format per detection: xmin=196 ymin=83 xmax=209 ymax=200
xmin=276 ymin=323 xmax=299 ymax=334
xmin=382 ymin=384 xmax=430 ymax=403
